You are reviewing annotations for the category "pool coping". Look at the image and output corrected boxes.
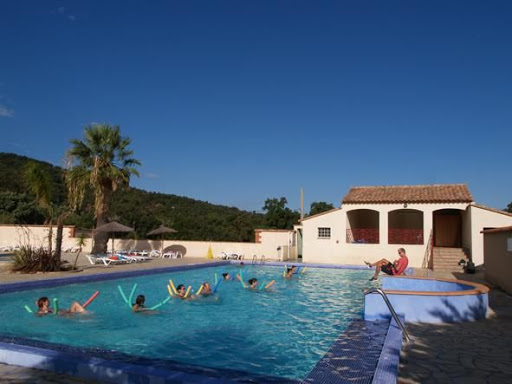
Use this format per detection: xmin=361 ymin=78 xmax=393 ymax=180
xmin=0 ymin=261 xmax=401 ymax=383
xmin=379 ymin=275 xmax=490 ymax=296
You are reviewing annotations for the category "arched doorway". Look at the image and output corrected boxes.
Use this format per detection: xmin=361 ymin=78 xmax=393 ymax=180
xmin=433 ymin=209 xmax=462 ymax=247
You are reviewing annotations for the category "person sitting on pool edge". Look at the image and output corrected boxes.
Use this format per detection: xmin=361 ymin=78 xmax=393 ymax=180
xmin=236 ymin=275 xmax=275 ymax=291
xmin=36 ymin=296 xmax=86 ymax=316
xmin=365 ymin=247 xmax=409 ymax=281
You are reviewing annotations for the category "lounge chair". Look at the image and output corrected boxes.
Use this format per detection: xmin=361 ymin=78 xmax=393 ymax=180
xmin=149 ymin=250 xmax=161 ymax=258
xmin=84 ymin=254 xmax=120 ymax=266
xmin=162 ymin=251 xmax=183 ymax=259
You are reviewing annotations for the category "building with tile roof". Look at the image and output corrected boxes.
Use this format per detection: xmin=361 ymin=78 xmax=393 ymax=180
xmin=298 ymin=184 xmax=512 ymax=270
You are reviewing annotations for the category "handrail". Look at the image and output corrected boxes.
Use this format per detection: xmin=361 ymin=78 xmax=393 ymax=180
xmin=422 ymin=229 xmax=433 ymax=269
xmin=364 ymin=288 xmax=411 ymax=342
xmin=251 ymin=255 xmax=257 ymax=264
xmin=260 ymin=255 xmax=265 ymax=264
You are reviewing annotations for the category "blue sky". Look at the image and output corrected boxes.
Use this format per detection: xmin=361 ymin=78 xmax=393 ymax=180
xmin=1 ymin=1 xmax=511 ymax=213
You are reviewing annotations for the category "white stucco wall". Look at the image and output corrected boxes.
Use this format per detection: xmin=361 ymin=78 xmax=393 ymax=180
xmin=467 ymin=206 xmax=512 ymax=266
xmin=302 ymin=203 xmax=470 ymax=268
xmin=483 ymin=230 xmax=512 ymax=294
xmin=0 ymin=224 xmax=85 ymax=251
xmin=0 ymin=225 xmax=292 ymax=262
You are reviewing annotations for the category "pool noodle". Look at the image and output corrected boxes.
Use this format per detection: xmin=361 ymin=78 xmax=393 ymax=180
xmin=82 ymin=291 xmax=100 ymax=308
xmin=169 ymin=280 xmax=178 ymax=295
xmin=238 ymin=271 xmax=246 ymax=288
xmin=149 ymin=296 xmax=171 ymax=310
xmin=301 ymin=267 xmax=307 ymax=274
xmin=196 ymin=284 xmax=204 ymax=295
xmin=184 ymin=286 xmax=191 ymax=298
xmin=212 ymin=279 xmax=221 ymax=293
xmin=117 ymin=285 xmax=130 ymax=307
xmin=128 ymin=283 xmax=138 ymax=306
xmin=52 ymin=298 xmax=59 ymax=316
xmin=259 ymin=281 xmax=267 ymax=291
xmin=214 ymin=273 xmax=218 ymax=285
xmin=24 ymin=305 xmax=33 ymax=313
xmin=167 ymin=284 xmax=174 ymax=297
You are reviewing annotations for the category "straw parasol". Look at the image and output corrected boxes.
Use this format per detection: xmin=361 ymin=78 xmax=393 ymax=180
xmin=95 ymin=221 xmax=134 ymax=254
xmin=147 ymin=225 xmax=177 ymax=253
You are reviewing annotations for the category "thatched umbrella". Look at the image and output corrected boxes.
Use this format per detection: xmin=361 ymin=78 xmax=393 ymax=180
xmin=95 ymin=221 xmax=134 ymax=254
xmin=147 ymin=225 xmax=177 ymax=253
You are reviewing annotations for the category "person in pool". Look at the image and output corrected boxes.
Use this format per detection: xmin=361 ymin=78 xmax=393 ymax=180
xmin=284 ymin=266 xmax=298 ymax=279
xmin=132 ymin=294 xmax=148 ymax=312
xmin=236 ymin=275 xmax=275 ymax=291
xmin=199 ymin=282 xmax=212 ymax=296
xmin=36 ymin=296 xmax=86 ymax=316
xmin=222 ymin=272 xmax=232 ymax=281
xmin=175 ymin=284 xmax=192 ymax=299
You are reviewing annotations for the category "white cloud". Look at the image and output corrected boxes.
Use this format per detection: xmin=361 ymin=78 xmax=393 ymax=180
xmin=0 ymin=105 xmax=14 ymax=117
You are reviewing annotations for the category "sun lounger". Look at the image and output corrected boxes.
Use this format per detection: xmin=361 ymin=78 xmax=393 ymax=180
xmin=84 ymin=254 xmax=120 ymax=266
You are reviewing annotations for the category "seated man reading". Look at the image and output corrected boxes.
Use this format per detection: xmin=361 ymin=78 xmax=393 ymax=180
xmin=365 ymin=248 xmax=409 ymax=281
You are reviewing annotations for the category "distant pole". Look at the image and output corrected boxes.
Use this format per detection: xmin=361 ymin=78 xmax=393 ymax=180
xmin=300 ymin=187 xmax=304 ymax=221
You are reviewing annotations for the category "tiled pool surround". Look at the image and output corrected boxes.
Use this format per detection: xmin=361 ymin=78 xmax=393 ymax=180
xmin=364 ymin=275 xmax=490 ymax=323
xmin=0 ymin=262 xmax=402 ymax=383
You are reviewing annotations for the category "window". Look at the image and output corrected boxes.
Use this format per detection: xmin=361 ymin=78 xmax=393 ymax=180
xmin=318 ymin=227 xmax=331 ymax=239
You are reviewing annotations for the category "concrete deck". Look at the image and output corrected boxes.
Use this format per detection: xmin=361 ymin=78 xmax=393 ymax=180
xmin=0 ymin=254 xmax=510 ymax=383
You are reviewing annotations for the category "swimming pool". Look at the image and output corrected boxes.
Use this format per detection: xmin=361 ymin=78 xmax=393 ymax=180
xmin=0 ymin=263 xmax=400 ymax=383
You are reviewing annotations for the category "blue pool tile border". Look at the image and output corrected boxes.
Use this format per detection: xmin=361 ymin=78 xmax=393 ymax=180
xmin=0 ymin=261 xmax=402 ymax=383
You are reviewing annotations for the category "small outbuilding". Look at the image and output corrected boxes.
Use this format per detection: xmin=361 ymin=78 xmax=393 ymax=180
xmin=482 ymin=226 xmax=512 ymax=294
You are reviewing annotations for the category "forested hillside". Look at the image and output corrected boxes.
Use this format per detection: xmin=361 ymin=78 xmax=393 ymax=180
xmin=0 ymin=153 xmax=264 ymax=241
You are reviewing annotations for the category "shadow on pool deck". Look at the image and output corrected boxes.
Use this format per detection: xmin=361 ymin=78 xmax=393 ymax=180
xmin=398 ymin=271 xmax=512 ymax=384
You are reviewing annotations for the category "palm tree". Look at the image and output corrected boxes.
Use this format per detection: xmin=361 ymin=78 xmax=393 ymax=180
xmin=72 ymin=233 xmax=87 ymax=271
xmin=24 ymin=162 xmax=55 ymax=256
xmin=67 ymin=124 xmax=141 ymax=253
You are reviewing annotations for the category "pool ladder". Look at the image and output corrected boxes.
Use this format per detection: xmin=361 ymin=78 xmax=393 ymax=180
xmin=364 ymin=288 xmax=411 ymax=342
xmin=251 ymin=255 xmax=266 ymax=264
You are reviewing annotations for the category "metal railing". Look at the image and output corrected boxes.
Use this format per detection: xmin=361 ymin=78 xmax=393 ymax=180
xmin=251 ymin=255 xmax=266 ymax=264
xmin=364 ymin=288 xmax=410 ymax=342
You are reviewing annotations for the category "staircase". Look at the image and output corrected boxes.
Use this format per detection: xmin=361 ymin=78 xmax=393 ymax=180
xmin=432 ymin=247 xmax=468 ymax=272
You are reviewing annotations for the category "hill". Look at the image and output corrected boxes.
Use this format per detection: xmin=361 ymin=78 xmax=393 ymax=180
xmin=0 ymin=153 xmax=264 ymax=242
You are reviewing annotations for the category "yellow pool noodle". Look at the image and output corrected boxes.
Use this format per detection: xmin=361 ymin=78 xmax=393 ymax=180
xmin=169 ymin=280 xmax=178 ymax=295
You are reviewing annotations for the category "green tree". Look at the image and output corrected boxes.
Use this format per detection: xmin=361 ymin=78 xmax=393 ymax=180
xmin=262 ymin=197 xmax=299 ymax=229
xmin=309 ymin=201 xmax=335 ymax=216
xmin=66 ymin=124 xmax=141 ymax=253
xmin=506 ymin=202 xmax=512 ymax=213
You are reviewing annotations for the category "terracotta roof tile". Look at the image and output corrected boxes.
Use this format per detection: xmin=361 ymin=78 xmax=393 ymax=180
xmin=342 ymin=184 xmax=473 ymax=204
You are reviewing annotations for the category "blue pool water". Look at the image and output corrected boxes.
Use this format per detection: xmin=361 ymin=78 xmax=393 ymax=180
xmin=0 ymin=265 xmax=370 ymax=380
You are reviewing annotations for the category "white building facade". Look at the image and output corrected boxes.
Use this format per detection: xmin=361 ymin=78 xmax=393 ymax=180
xmin=299 ymin=184 xmax=512 ymax=270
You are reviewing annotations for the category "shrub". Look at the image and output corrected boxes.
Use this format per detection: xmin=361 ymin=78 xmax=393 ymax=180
xmin=11 ymin=245 xmax=62 ymax=273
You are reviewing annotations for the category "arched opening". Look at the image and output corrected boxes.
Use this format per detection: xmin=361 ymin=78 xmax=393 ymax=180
xmin=433 ymin=209 xmax=463 ymax=247
xmin=388 ymin=209 xmax=424 ymax=244
xmin=346 ymin=209 xmax=379 ymax=244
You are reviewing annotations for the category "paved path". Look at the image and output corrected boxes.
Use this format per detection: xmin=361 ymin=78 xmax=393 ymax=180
xmin=398 ymin=273 xmax=512 ymax=384
xmin=0 ymin=257 xmax=511 ymax=383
